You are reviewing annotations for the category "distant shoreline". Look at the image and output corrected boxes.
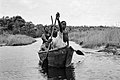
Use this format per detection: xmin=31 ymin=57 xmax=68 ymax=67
xmin=1 ymin=26 xmax=120 ymax=50
xmin=0 ymin=34 xmax=36 ymax=46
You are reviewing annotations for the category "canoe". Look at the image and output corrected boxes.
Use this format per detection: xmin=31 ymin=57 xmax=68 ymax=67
xmin=38 ymin=45 xmax=74 ymax=68
xmin=39 ymin=66 xmax=75 ymax=80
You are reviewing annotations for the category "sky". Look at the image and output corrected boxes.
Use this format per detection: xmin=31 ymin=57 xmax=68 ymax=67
xmin=0 ymin=0 xmax=120 ymax=26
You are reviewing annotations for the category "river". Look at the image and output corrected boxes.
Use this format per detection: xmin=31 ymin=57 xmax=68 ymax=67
xmin=0 ymin=38 xmax=120 ymax=80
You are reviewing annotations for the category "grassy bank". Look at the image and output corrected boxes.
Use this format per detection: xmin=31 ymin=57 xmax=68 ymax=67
xmin=0 ymin=34 xmax=36 ymax=46
xmin=69 ymin=28 xmax=120 ymax=49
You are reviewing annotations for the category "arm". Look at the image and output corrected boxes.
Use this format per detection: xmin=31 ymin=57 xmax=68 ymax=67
xmin=56 ymin=12 xmax=63 ymax=33
xmin=41 ymin=34 xmax=48 ymax=42
xmin=63 ymin=31 xmax=69 ymax=45
xmin=57 ymin=18 xmax=63 ymax=33
xmin=41 ymin=34 xmax=52 ymax=43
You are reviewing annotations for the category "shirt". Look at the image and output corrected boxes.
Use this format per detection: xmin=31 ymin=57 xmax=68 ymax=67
xmin=52 ymin=31 xmax=67 ymax=48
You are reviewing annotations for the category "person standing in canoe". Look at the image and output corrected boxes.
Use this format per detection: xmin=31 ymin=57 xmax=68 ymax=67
xmin=51 ymin=12 xmax=69 ymax=49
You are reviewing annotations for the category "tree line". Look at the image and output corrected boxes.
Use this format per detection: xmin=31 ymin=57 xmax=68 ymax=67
xmin=0 ymin=16 xmax=45 ymax=38
xmin=0 ymin=15 xmax=115 ymax=38
xmin=0 ymin=15 xmax=72 ymax=38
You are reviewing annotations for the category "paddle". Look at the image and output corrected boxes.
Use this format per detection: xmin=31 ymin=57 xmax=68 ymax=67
xmin=69 ymin=46 xmax=84 ymax=55
xmin=42 ymin=16 xmax=56 ymax=68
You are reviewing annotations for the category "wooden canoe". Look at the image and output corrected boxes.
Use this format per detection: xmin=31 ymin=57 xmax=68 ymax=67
xmin=38 ymin=45 xmax=74 ymax=68
xmin=39 ymin=66 xmax=75 ymax=80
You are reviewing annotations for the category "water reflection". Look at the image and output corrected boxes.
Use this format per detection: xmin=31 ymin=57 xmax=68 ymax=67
xmin=1 ymin=38 xmax=120 ymax=80
xmin=39 ymin=66 xmax=75 ymax=80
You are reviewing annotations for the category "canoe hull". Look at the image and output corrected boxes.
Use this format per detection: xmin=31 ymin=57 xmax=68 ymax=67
xmin=38 ymin=46 xmax=74 ymax=68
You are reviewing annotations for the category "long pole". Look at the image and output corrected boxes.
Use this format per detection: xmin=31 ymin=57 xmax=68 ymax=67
xmin=42 ymin=16 xmax=57 ymax=68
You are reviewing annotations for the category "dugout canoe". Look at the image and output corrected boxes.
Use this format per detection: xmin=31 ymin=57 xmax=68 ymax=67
xmin=38 ymin=45 xmax=74 ymax=68
xmin=39 ymin=66 xmax=75 ymax=80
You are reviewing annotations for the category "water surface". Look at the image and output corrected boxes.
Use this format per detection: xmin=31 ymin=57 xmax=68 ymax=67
xmin=0 ymin=38 xmax=120 ymax=80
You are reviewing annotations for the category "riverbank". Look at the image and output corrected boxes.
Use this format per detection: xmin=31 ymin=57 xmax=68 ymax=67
xmin=0 ymin=34 xmax=36 ymax=46
xmin=1 ymin=27 xmax=120 ymax=55
xmin=69 ymin=28 xmax=120 ymax=49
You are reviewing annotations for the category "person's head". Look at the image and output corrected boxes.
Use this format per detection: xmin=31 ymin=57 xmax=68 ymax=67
xmin=53 ymin=26 xmax=58 ymax=38
xmin=61 ymin=21 xmax=66 ymax=30
xmin=44 ymin=26 xmax=51 ymax=36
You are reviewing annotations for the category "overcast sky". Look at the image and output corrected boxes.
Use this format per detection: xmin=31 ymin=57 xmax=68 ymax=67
xmin=0 ymin=0 xmax=120 ymax=26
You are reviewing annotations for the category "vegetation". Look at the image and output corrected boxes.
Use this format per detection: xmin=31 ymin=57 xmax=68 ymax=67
xmin=0 ymin=16 xmax=45 ymax=38
xmin=0 ymin=15 xmax=57 ymax=46
xmin=0 ymin=16 xmax=41 ymax=46
xmin=0 ymin=34 xmax=36 ymax=46
xmin=0 ymin=15 xmax=120 ymax=48
xmin=69 ymin=27 xmax=120 ymax=49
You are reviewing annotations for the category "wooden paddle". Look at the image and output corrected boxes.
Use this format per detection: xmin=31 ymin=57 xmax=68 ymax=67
xmin=42 ymin=16 xmax=56 ymax=68
xmin=69 ymin=46 xmax=84 ymax=55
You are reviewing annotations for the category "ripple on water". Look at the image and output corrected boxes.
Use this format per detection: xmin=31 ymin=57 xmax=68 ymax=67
xmin=0 ymin=39 xmax=120 ymax=80
xmin=74 ymin=53 xmax=120 ymax=80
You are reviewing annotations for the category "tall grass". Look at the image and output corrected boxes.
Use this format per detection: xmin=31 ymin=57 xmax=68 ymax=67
xmin=0 ymin=34 xmax=36 ymax=46
xmin=0 ymin=34 xmax=8 ymax=45
xmin=69 ymin=28 xmax=120 ymax=48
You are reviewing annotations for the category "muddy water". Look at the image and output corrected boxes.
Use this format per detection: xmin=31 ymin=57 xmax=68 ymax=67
xmin=0 ymin=38 xmax=120 ymax=80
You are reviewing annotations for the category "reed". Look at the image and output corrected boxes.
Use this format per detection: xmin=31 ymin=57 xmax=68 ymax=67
xmin=0 ymin=34 xmax=36 ymax=46
xmin=69 ymin=28 xmax=120 ymax=48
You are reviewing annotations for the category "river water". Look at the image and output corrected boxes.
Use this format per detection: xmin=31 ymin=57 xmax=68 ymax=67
xmin=0 ymin=38 xmax=120 ymax=80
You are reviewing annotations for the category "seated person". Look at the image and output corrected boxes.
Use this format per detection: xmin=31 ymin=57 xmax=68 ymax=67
xmin=40 ymin=26 xmax=52 ymax=51
xmin=51 ymin=12 xmax=69 ymax=49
